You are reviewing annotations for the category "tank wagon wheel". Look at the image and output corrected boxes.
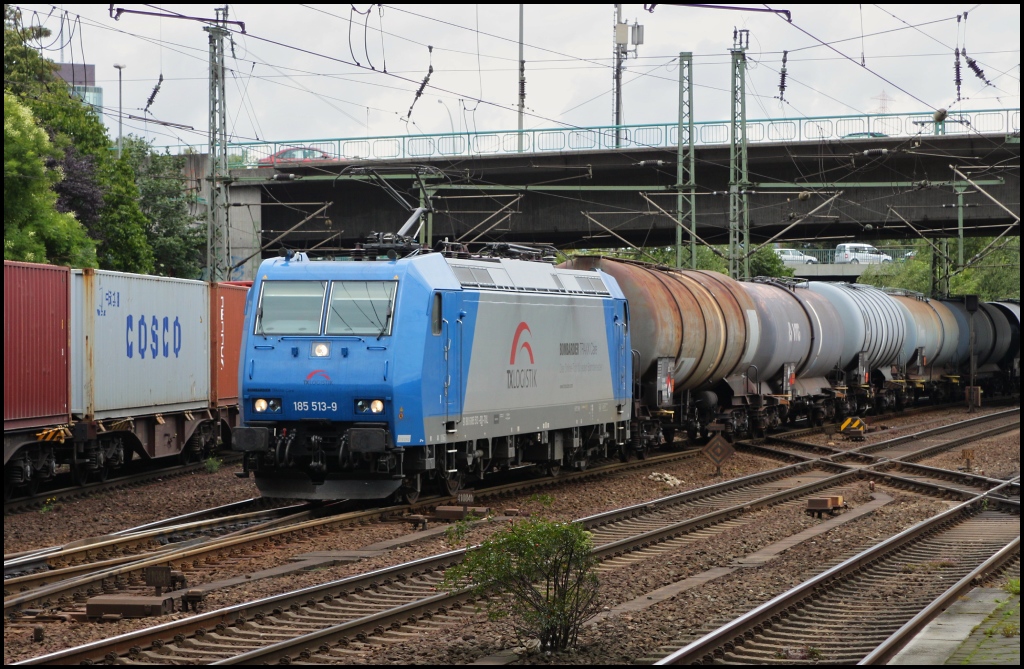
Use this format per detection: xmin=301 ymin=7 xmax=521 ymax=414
xmin=618 ymin=446 xmax=633 ymax=463
xmin=96 ymin=462 xmax=111 ymax=483
xmin=3 ymin=473 xmax=13 ymax=502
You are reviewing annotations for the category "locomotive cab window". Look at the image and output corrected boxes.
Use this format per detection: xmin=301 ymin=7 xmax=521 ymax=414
xmin=431 ymin=293 xmax=443 ymax=335
xmin=326 ymin=281 xmax=398 ymax=336
xmin=256 ymin=281 xmax=327 ymax=335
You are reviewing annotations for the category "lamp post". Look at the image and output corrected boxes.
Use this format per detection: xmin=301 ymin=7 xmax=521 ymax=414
xmin=437 ymin=99 xmax=455 ymax=134
xmin=113 ymin=63 xmax=126 ymax=158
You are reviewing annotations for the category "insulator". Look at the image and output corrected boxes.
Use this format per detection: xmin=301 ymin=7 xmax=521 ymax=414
xmin=964 ymin=50 xmax=992 ymax=85
xmin=519 ymin=78 xmax=526 ymax=98
xmin=777 ymin=51 xmax=788 ymax=101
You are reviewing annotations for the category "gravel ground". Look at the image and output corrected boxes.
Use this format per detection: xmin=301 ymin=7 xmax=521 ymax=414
xmin=916 ymin=428 xmax=1021 ymax=479
xmin=797 ymin=404 xmax=1010 ymax=448
xmin=3 ymin=466 xmax=260 ymax=555
xmin=356 ymin=485 xmax=950 ymax=665
xmin=3 ymin=452 xmax=780 ymax=663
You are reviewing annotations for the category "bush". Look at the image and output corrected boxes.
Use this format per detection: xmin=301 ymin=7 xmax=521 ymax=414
xmin=203 ymin=456 xmax=222 ymax=474
xmin=443 ymin=518 xmax=599 ymax=652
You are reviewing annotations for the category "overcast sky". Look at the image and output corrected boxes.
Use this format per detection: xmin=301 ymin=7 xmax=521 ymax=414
xmin=14 ymin=3 xmax=1021 ymax=149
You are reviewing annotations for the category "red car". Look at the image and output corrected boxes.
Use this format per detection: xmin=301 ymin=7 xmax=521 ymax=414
xmin=257 ymin=147 xmax=343 ymax=166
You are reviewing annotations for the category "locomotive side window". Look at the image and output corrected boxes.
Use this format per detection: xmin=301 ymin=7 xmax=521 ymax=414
xmin=326 ymin=281 xmax=398 ymax=336
xmin=432 ymin=293 xmax=443 ymax=335
xmin=256 ymin=281 xmax=327 ymax=335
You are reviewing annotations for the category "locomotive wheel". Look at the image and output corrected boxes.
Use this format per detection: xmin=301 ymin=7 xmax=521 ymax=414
xmin=396 ymin=486 xmax=420 ymax=505
xmin=547 ymin=464 xmax=562 ymax=478
xmin=439 ymin=471 xmax=464 ymax=497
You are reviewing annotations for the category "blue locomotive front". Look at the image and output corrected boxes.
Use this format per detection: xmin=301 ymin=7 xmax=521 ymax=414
xmin=232 ymin=251 xmax=634 ymax=501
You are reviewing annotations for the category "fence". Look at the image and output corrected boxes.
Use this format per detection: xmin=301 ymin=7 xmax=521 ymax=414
xmin=160 ymin=108 xmax=1019 ymax=168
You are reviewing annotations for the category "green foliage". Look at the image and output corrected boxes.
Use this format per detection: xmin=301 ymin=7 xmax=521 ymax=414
xmin=527 ymin=493 xmax=555 ymax=509
xmin=4 ymin=92 xmax=96 ymax=266
xmin=203 ymin=456 xmax=222 ymax=474
xmin=444 ymin=518 xmax=474 ymax=548
xmin=95 ymin=159 xmax=155 ymax=273
xmin=39 ymin=496 xmax=60 ymax=514
xmin=443 ymin=518 xmax=599 ymax=651
xmin=860 ymin=237 xmax=1020 ymax=300
xmin=748 ymin=244 xmax=795 ymax=278
xmin=1005 ymin=578 xmax=1020 ymax=596
xmin=5 ymin=7 xmax=159 ymax=274
xmin=122 ymin=136 xmax=205 ymax=277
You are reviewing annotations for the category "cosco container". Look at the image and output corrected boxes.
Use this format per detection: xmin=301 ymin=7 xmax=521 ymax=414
xmin=71 ymin=269 xmax=211 ymax=419
xmin=4 ymin=261 xmax=71 ymax=431
xmin=210 ymin=282 xmax=250 ymax=407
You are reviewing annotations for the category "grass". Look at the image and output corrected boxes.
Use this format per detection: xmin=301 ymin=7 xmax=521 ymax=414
xmin=203 ymin=456 xmax=223 ymax=474
xmin=39 ymin=496 xmax=60 ymax=514
xmin=1004 ymin=578 xmax=1020 ymax=596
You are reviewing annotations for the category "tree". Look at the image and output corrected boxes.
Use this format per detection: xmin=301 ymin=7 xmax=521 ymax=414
xmin=122 ymin=136 xmax=205 ymax=278
xmin=4 ymin=92 xmax=96 ymax=266
xmin=860 ymin=237 xmax=1019 ymax=301
xmin=443 ymin=518 xmax=600 ymax=652
xmin=5 ymin=6 xmax=155 ymax=274
xmin=95 ymin=159 xmax=154 ymax=273
xmin=748 ymin=244 xmax=794 ymax=278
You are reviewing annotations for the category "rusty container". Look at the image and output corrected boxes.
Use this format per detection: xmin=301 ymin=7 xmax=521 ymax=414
xmin=940 ymin=299 xmax=1006 ymax=368
xmin=560 ymin=258 xmax=755 ymax=391
xmin=71 ymin=269 xmax=211 ymax=419
xmin=889 ymin=295 xmax=959 ymax=369
xmin=210 ymin=282 xmax=250 ymax=407
xmin=4 ymin=261 xmax=71 ymax=432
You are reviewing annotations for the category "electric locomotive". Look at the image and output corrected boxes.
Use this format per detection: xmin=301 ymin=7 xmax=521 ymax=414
xmin=232 ymin=245 xmax=638 ymax=502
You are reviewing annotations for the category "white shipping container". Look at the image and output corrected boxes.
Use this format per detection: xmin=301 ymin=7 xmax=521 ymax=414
xmin=71 ymin=270 xmax=211 ymax=419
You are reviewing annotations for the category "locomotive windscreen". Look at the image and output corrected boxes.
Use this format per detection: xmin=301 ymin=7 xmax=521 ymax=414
xmin=255 ymin=281 xmax=327 ymax=335
xmin=254 ymin=280 xmax=397 ymax=337
xmin=325 ymin=281 xmax=396 ymax=336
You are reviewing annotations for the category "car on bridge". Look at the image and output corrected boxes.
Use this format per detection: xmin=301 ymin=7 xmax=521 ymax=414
xmin=835 ymin=243 xmax=893 ymax=264
xmin=258 ymin=147 xmax=343 ymax=167
xmin=775 ymin=248 xmax=819 ymax=265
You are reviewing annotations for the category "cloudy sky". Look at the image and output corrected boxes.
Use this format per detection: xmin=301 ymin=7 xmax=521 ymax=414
xmin=14 ymin=3 xmax=1021 ymax=149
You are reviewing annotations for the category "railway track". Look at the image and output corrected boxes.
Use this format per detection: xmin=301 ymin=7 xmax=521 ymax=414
xmin=10 ymin=411 xmax=1018 ymax=664
xmin=652 ymin=481 xmax=1019 ymax=665
xmin=3 ymin=449 xmax=702 ymax=614
xmin=15 ymin=459 xmax=860 ymax=665
xmin=3 ymin=455 xmax=243 ymax=516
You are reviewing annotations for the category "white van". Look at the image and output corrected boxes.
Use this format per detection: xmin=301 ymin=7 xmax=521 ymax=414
xmin=835 ymin=243 xmax=892 ymax=264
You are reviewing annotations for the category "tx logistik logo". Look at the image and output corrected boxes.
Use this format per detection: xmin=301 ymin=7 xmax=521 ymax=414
xmin=507 ymin=321 xmax=537 ymax=389
xmin=305 ymin=369 xmax=332 ymax=385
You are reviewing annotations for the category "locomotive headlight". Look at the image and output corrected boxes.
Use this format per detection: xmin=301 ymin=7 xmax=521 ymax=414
xmin=312 ymin=342 xmax=331 ymax=357
xmin=355 ymin=399 xmax=386 ymax=414
xmin=253 ymin=398 xmax=282 ymax=413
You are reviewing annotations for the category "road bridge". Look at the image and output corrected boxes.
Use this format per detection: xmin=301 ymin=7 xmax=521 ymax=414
xmin=209 ymin=109 xmax=1019 ymax=279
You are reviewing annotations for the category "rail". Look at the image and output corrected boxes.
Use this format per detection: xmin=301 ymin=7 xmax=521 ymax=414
xmin=155 ymin=107 xmax=1020 ymax=167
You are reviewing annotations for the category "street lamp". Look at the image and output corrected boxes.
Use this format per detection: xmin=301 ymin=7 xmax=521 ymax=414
xmin=437 ymin=99 xmax=455 ymax=135
xmin=113 ymin=64 xmax=126 ymax=158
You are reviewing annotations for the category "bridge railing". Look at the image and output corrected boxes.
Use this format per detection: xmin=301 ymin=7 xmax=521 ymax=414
xmin=793 ymin=246 xmax=917 ymax=264
xmin=161 ymin=108 xmax=1019 ymax=168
